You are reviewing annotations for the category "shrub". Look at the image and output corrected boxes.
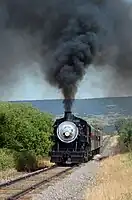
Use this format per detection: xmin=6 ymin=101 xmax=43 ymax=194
xmin=0 ymin=102 xmax=54 ymax=156
xmin=115 ymin=117 xmax=130 ymax=133
xmin=14 ymin=150 xmax=38 ymax=172
xmin=115 ymin=118 xmax=132 ymax=152
xmin=0 ymin=148 xmax=15 ymax=171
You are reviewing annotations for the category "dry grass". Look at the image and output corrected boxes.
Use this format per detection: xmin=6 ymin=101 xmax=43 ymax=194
xmin=0 ymin=158 xmax=54 ymax=181
xmin=85 ymin=153 xmax=132 ymax=200
xmin=37 ymin=157 xmax=54 ymax=169
xmin=0 ymin=168 xmax=25 ymax=180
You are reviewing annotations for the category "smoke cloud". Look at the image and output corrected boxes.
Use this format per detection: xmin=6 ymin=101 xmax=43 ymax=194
xmin=1 ymin=0 xmax=132 ymax=110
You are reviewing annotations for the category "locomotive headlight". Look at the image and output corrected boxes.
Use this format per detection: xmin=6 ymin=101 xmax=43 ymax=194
xmin=57 ymin=121 xmax=78 ymax=143
xmin=64 ymin=131 xmax=70 ymax=137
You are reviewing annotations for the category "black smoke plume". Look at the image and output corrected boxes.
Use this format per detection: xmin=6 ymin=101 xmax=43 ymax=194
xmin=1 ymin=0 xmax=132 ymax=110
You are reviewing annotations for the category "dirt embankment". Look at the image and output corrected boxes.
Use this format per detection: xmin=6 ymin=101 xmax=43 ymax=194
xmin=85 ymin=136 xmax=132 ymax=200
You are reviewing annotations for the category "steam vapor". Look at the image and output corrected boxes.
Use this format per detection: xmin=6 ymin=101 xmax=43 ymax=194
xmin=1 ymin=0 xmax=132 ymax=110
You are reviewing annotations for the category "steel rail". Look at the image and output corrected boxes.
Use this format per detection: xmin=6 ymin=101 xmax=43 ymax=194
xmin=0 ymin=165 xmax=56 ymax=188
xmin=6 ymin=166 xmax=75 ymax=200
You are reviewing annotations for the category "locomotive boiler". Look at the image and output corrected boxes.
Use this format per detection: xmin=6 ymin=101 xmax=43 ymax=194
xmin=50 ymin=111 xmax=103 ymax=165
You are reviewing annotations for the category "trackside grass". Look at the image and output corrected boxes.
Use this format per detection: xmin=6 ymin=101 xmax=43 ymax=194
xmin=85 ymin=153 xmax=132 ymax=200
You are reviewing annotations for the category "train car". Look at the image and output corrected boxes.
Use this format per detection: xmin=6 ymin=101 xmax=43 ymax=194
xmin=90 ymin=125 xmax=103 ymax=154
xmin=50 ymin=111 xmax=103 ymax=165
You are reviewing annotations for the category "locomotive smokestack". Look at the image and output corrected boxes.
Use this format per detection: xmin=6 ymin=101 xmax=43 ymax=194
xmin=64 ymin=111 xmax=72 ymax=121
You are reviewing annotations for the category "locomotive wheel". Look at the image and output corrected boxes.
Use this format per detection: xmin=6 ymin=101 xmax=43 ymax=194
xmin=93 ymin=148 xmax=100 ymax=155
xmin=84 ymin=146 xmax=91 ymax=162
xmin=84 ymin=154 xmax=89 ymax=162
xmin=56 ymin=162 xmax=64 ymax=166
xmin=96 ymin=148 xmax=100 ymax=154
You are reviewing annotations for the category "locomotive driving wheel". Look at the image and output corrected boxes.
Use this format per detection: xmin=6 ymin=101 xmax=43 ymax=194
xmin=84 ymin=145 xmax=91 ymax=162
xmin=96 ymin=147 xmax=100 ymax=154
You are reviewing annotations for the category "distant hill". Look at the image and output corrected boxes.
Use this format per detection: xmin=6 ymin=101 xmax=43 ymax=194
xmin=5 ymin=96 xmax=132 ymax=133
xmin=8 ymin=96 xmax=132 ymax=116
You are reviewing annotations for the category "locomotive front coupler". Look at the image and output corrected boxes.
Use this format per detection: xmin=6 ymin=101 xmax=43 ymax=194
xmin=63 ymin=151 xmax=72 ymax=164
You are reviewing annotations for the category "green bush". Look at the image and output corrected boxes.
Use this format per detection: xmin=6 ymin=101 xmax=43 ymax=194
xmin=0 ymin=148 xmax=15 ymax=171
xmin=115 ymin=118 xmax=132 ymax=152
xmin=14 ymin=150 xmax=38 ymax=172
xmin=0 ymin=102 xmax=54 ymax=156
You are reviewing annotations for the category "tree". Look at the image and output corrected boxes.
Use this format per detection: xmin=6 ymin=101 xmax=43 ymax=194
xmin=115 ymin=117 xmax=132 ymax=151
xmin=0 ymin=102 xmax=54 ymax=156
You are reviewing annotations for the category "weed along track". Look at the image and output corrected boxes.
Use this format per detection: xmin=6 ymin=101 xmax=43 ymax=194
xmin=0 ymin=165 xmax=76 ymax=200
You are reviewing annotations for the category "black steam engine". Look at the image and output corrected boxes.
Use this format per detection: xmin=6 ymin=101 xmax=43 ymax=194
xmin=50 ymin=111 xmax=103 ymax=165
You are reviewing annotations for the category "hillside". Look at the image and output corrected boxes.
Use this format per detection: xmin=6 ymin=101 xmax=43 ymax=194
xmin=8 ymin=96 xmax=132 ymax=132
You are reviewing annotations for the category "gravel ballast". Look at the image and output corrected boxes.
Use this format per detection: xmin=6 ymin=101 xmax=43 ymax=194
xmin=28 ymin=136 xmax=116 ymax=200
xmin=32 ymin=161 xmax=100 ymax=200
xmin=32 ymin=136 xmax=114 ymax=200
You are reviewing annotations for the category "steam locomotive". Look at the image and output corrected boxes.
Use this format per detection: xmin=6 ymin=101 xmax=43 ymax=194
xmin=50 ymin=111 xmax=103 ymax=165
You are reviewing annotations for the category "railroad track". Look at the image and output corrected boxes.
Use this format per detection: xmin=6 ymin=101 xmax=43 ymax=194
xmin=101 ymin=135 xmax=111 ymax=153
xmin=0 ymin=136 xmax=110 ymax=200
xmin=0 ymin=165 xmax=77 ymax=200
